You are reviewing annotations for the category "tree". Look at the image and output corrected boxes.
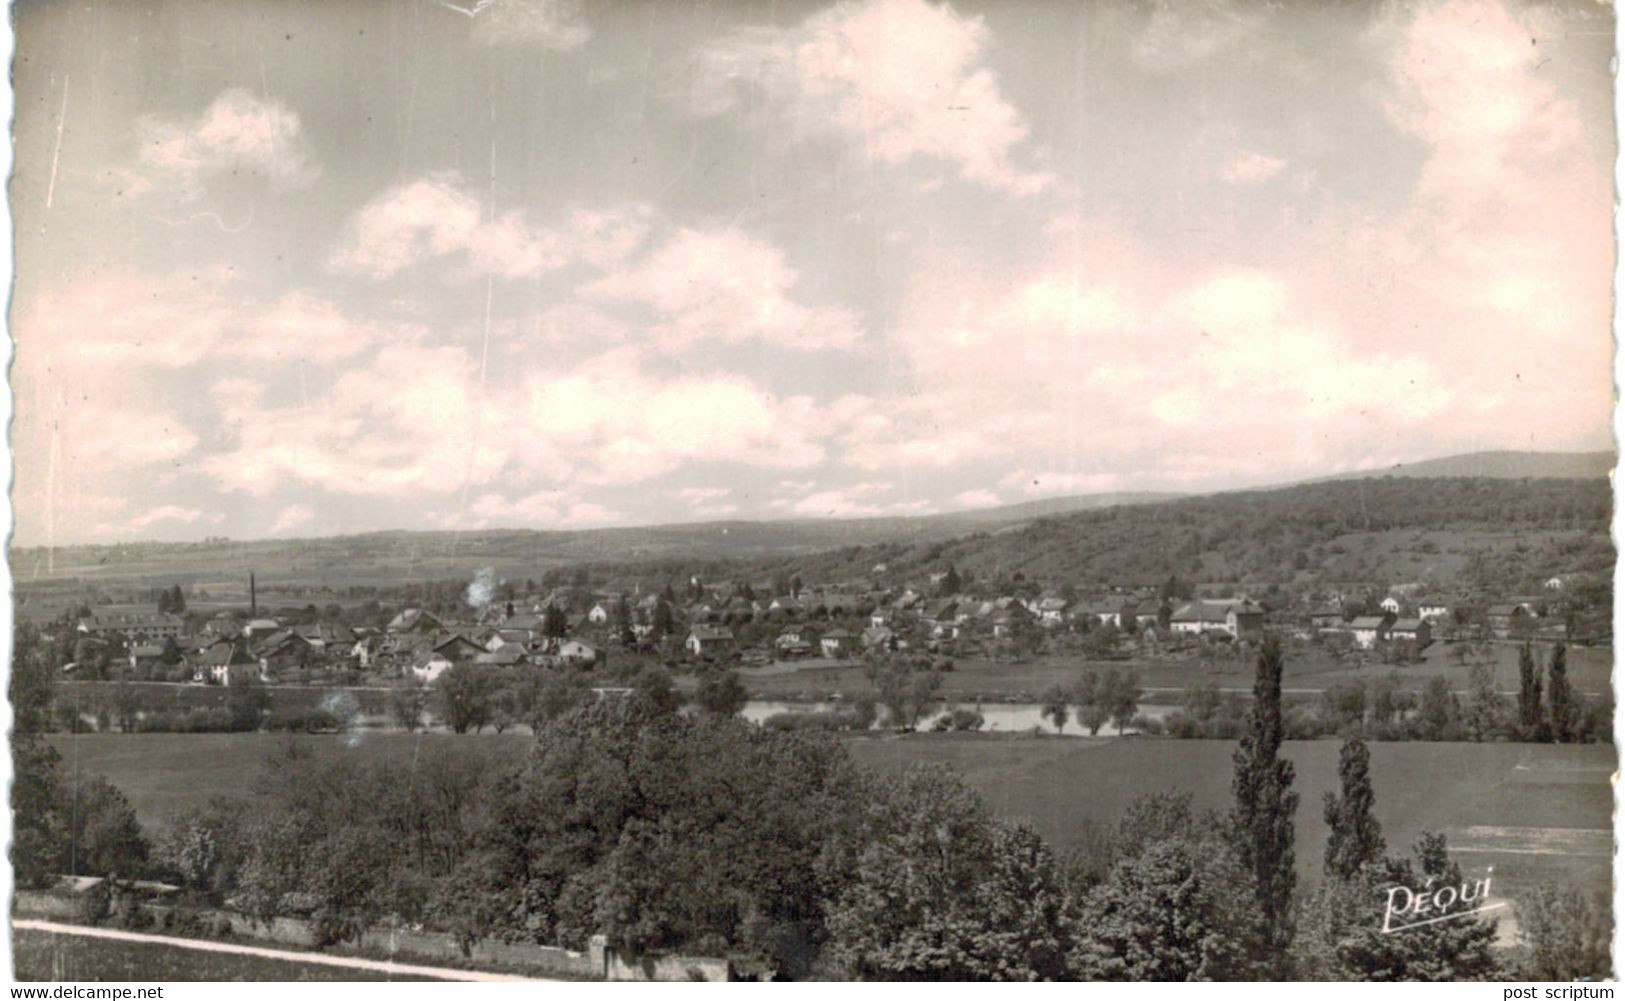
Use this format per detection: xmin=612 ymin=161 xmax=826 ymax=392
xmin=1229 ymin=636 xmax=1298 ymax=975
xmin=631 ymin=666 xmax=682 ymax=716
xmin=696 ymin=670 xmax=748 ymax=718
xmin=651 ymin=598 xmax=675 ymax=639
xmin=1296 ymin=833 xmax=1501 ymax=981
xmin=1322 ymin=738 xmax=1385 ymax=880
xmin=1104 ymin=669 xmax=1142 ymax=735
xmin=436 ymin=663 xmax=498 ymax=733
xmin=1072 ymin=673 xmax=1109 ymax=736
xmin=1463 ymin=661 xmax=1503 ymax=742
xmin=1039 ymin=685 xmax=1070 ymax=733
xmin=531 ymin=671 xmax=596 ymax=725
xmin=1184 ymin=680 xmax=1221 ymax=722
xmin=863 ymin=653 xmax=943 ymax=730
xmin=542 ymin=602 xmax=568 ymax=640
xmin=1546 ymin=642 xmax=1576 ymax=743
xmin=826 ymin=765 xmax=1074 ymax=980
xmin=1418 ymin=676 xmax=1455 ymax=740
xmin=939 ymin=564 xmax=962 ymax=596
xmin=57 ymin=773 xmax=149 ymax=878
xmin=1515 ymin=883 xmax=1612 ymax=981
xmin=1516 ymin=642 xmax=1543 ymax=739
xmin=228 ymin=682 xmax=271 ymax=732
xmin=613 ymin=594 xmax=634 ymax=644
xmin=391 ymin=684 xmax=425 ymax=732
xmin=1072 ymin=838 xmax=1261 ymax=981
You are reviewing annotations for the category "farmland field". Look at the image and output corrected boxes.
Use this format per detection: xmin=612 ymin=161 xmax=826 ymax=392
xmin=11 ymin=928 xmax=449 ymax=981
xmin=48 ymin=731 xmax=1612 ymax=927
xmin=846 ymin=734 xmax=1614 ymax=928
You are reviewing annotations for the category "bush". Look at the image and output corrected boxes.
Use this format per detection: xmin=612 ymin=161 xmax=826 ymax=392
xmin=930 ymin=708 xmax=985 ymax=732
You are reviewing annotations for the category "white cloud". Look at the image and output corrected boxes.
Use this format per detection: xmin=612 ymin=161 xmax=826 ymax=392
xmin=463 ymin=490 xmax=618 ymax=527
xmin=694 ymin=0 xmax=1051 ymax=195
xmin=586 ymin=228 xmax=864 ymax=351
xmin=954 ymin=488 xmax=1000 ymax=508
xmin=128 ymin=505 xmax=204 ymax=530
xmin=270 ymin=504 xmax=316 ymax=534
xmin=133 ymin=89 xmax=315 ymax=198
xmin=200 ymin=343 xmax=830 ymax=502
xmin=331 ymin=181 xmax=652 ymax=281
xmin=780 ymin=481 xmax=932 ymax=518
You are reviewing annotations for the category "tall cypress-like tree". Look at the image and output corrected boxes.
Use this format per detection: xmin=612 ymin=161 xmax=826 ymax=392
xmin=1546 ymin=642 xmax=1575 ymax=743
xmin=1230 ymin=635 xmax=1299 ymax=975
xmin=1516 ymin=642 xmax=1542 ymax=737
xmin=1322 ymin=737 xmax=1385 ymax=880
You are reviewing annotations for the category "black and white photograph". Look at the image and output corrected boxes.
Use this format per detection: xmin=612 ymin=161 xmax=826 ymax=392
xmin=4 ymin=0 xmax=1617 ymax=984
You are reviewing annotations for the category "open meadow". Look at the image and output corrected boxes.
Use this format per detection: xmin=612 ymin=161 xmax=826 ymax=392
xmin=846 ymin=735 xmax=1614 ymax=920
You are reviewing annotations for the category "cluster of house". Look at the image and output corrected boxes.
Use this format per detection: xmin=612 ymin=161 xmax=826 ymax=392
xmin=69 ymin=569 xmax=1590 ymax=686
xmin=1304 ymin=583 xmax=1574 ymax=650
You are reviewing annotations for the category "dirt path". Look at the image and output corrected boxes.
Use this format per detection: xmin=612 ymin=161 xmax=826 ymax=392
xmin=11 ymin=919 xmax=544 ymax=982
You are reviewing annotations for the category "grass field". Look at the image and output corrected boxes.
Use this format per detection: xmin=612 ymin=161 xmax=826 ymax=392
xmin=845 ymin=734 xmax=1614 ymax=914
xmin=11 ymin=929 xmax=448 ymax=981
xmin=732 ymin=641 xmax=1613 ymax=702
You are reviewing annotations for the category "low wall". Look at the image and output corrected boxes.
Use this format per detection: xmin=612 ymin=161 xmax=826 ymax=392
xmin=15 ymin=891 xmax=730 ymax=981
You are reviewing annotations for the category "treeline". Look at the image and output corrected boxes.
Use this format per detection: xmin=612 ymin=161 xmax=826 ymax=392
xmin=1155 ymin=643 xmax=1611 ymax=744
xmin=12 ymin=639 xmax=1610 ymax=980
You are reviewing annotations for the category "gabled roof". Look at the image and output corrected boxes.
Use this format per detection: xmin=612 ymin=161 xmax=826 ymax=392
xmin=201 ymin=641 xmax=256 ymax=667
xmin=1171 ymin=602 xmax=1229 ymax=624
xmin=1349 ymin=616 xmax=1390 ymax=629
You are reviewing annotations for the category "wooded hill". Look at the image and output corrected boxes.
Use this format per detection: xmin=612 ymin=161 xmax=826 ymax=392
xmin=619 ymin=476 xmax=1613 ymax=599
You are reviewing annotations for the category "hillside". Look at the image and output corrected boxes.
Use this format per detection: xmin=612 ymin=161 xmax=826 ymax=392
xmin=697 ymin=476 xmax=1613 ymax=598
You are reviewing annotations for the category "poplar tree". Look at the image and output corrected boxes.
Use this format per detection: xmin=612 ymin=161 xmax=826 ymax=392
xmin=1516 ymin=642 xmax=1542 ymax=738
xmin=1546 ymin=642 xmax=1575 ymax=743
xmin=1322 ymin=737 xmax=1385 ymax=879
xmin=1230 ymin=635 xmax=1298 ymax=975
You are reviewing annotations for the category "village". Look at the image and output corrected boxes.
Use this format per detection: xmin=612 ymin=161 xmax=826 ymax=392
xmin=55 ymin=563 xmax=1601 ymax=691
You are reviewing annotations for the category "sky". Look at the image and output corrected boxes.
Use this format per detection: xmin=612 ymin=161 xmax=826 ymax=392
xmin=8 ymin=0 xmax=1617 ymax=546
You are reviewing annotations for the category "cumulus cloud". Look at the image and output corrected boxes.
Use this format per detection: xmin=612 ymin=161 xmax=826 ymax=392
xmin=128 ymin=505 xmax=205 ymax=530
xmin=586 ymin=228 xmax=865 ymax=351
xmin=200 ymin=343 xmax=830 ymax=503
xmin=28 ymin=272 xmax=412 ymax=368
xmin=954 ymin=488 xmax=1000 ymax=508
xmin=270 ymin=504 xmax=316 ymax=534
xmin=776 ymin=481 xmax=932 ymax=518
xmin=693 ymin=0 xmax=1051 ymax=195
xmin=461 ymin=490 xmax=619 ymax=527
xmin=132 ymin=89 xmax=316 ymax=198
xmin=331 ymin=177 xmax=652 ymax=281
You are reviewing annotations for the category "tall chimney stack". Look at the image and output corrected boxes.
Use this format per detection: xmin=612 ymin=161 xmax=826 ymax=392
xmin=250 ymin=572 xmax=257 ymax=617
